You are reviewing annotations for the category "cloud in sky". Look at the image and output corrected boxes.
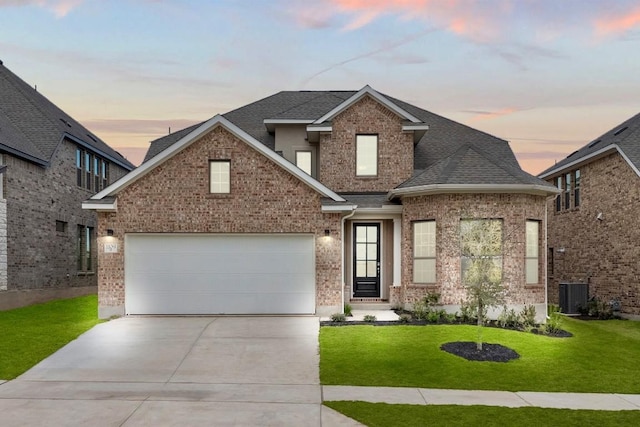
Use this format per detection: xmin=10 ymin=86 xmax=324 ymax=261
xmin=0 ymin=0 xmax=83 ymax=17
xmin=465 ymin=107 xmax=521 ymax=122
xmin=293 ymin=0 xmax=640 ymax=42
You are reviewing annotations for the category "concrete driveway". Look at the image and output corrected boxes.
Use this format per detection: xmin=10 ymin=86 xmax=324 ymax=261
xmin=0 ymin=316 xmax=360 ymax=426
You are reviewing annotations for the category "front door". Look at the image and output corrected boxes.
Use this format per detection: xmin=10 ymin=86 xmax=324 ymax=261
xmin=353 ymin=223 xmax=380 ymax=298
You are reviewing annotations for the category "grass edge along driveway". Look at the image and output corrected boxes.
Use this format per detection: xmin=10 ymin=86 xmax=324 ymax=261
xmin=0 ymin=295 xmax=103 ymax=380
xmin=320 ymin=317 xmax=640 ymax=394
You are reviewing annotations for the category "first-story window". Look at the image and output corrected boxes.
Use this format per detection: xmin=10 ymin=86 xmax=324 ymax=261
xmin=209 ymin=160 xmax=230 ymax=193
xmin=295 ymin=151 xmax=312 ymax=175
xmin=525 ymin=220 xmax=540 ymax=284
xmin=356 ymin=134 xmax=378 ymax=176
xmin=77 ymin=225 xmax=94 ymax=272
xmin=413 ymin=220 xmax=436 ymax=283
xmin=460 ymin=219 xmax=503 ymax=285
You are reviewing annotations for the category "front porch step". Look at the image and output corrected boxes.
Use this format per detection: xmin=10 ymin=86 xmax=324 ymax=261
xmin=348 ymin=302 xmax=393 ymax=311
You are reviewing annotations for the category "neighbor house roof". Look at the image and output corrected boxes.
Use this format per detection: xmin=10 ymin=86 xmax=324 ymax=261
xmin=539 ymin=112 xmax=640 ymax=179
xmin=0 ymin=60 xmax=134 ymax=170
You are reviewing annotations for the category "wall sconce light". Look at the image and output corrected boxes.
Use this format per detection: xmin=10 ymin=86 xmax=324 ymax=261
xmin=324 ymin=229 xmax=330 ymax=237
xmin=107 ymin=229 xmax=114 ymax=236
xmin=596 ymin=212 xmax=603 ymax=221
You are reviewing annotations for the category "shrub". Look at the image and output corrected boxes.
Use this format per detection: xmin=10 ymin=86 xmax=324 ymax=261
xmin=545 ymin=304 xmax=563 ymax=334
xmin=363 ymin=314 xmax=377 ymax=322
xmin=399 ymin=313 xmax=412 ymax=323
xmin=587 ymin=297 xmax=614 ymax=319
xmin=519 ymin=305 xmax=537 ymax=329
xmin=344 ymin=304 xmax=352 ymax=317
xmin=497 ymin=307 xmax=519 ymax=329
xmin=330 ymin=313 xmax=346 ymax=322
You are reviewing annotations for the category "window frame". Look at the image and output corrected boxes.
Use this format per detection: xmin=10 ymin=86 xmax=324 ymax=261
xmin=525 ymin=220 xmax=540 ymax=284
xmin=413 ymin=220 xmax=436 ymax=284
xmin=209 ymin=160 xmax=231 ymax=194
xmin=564 ymin=172 xmax=571 ymax=209
xmin=355 ymin=134 xmax=378 ymax=177
xmin=555 ymin=176 xmax=562 ymax=212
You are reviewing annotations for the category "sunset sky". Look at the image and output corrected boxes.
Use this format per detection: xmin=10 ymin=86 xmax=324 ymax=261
xmin=1 ymin=0 xmax=639 ymax=173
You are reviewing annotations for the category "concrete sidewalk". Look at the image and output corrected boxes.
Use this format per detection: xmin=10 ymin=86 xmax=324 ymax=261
xmin=323 ymin=385 xmax=640 ymax=411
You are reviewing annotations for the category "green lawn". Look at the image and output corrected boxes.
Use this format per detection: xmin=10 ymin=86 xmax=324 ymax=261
xmin=324 ymin=401 xmax=640 ymax=427
xmin=0 ymin=295 xmax=102 ymax=380
xmin=320 ymin=318 xmax=640 ymax=393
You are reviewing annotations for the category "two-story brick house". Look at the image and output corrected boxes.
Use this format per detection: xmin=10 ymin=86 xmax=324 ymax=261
xmin=539 ymin=112 xmax=640 ymax=318
xmin=84 ymin=86 xmax=557 ymax=319
xmin=0 ymin=60 xmax=134 ymax=310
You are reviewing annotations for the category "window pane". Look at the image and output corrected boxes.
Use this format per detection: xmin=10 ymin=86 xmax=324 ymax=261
xmin=366 ymin=261 xmax=377 ymax=278
xmin=526 ymin=221 xmax=539 ymax=257
xmin=295 ymin=151 xmax=312 ymax=175
xmin=366 ymin=226 xmax=377 ymax=243
xmin=526 ymin=258 xmax=538 ymax=284
xmin=356 ymin=135 xmax=377 ymax=176
xmin=356 ymin=243 xmax=367 ymax=260
xmin=356 ymin=261 xmax=367 ymax=277
xmin=77 ymin=225 xmax=83 ymax=271
xmin=414 ymin=221 xmax=435 ymax=257
xmin=414 ymin=259 xmax=436 ymax=283
xmin=209 ymin=161 xmax=230 ymax=193
xmin=85 ymin=227 xmax=93 ymax=271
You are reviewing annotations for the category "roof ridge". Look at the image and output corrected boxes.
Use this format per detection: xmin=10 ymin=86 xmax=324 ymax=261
xmin=267 ymin=91 xmax=341 ymax=119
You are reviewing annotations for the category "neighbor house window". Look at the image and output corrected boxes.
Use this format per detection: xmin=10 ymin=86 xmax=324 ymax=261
xmin=564 ymin=172 xmax=571 ymax=209
xmin=76 ymin=148 xmax=83 ymax=187
xmin=102 ymin=160 xmax=108 ymax=189
xmin=94 ymin=157 xmax=101 ymax=191
xmin=555 ymin=176 xmax=562 ymax=212
xmin=77 ymin=225 xmax=94 ymax=272
xmin=85 ymin=152 xmax=92 ymax=190
xmin=413 ymin=221 xmax=436 ymax=283
xmin=209 ymin=160 xmax=230 ymax=193
xmin=525 ymin=220 xmax=540 ymax=284
xmin=295 ymin=151 xmax=312 ymax=175
xmin=356 ymin=134 xmax=377 ymax=176
xmin=574 ymin=169 xmax=580 ymax=207
xmin=55 ymin=220 xmax=67 ymax=233
xmin=460 ymin=219 xmax=503 ymax=284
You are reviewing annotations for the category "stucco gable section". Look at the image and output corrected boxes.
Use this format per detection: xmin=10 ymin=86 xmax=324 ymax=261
xmin=83 ymin=115 xmax=345 ymax=210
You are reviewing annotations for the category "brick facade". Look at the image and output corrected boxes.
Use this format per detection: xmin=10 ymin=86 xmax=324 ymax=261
xmin=546 ymin=152 xmax=640 ymax=316
xmin=97 ymin=126 xmax=343 ymax=317
xmin=1 ymin=139 xmax=129 ymax=301
xmin=399 ymin=193 xmax=547 ymax=318
xmin=318 ymin=95 xmax=413 ymax=192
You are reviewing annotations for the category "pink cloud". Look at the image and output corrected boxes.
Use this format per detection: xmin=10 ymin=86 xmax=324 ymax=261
xmin=468 ymin=107 xmax=519 ymax=121
xmin=595 ymin=7 xmax=640 ymax=36
xmin=0 ymin=0 xmax=83 ymax=17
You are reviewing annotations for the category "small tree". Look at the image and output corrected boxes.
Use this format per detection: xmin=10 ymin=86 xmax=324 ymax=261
xmin=460 ymin=219 xmax=506 ymax=350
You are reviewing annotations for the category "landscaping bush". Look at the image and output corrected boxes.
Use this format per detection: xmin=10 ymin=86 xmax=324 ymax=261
xmin=544 ymin=304 xmax=563 ymax=334
xmin=519 ymin=305 xmax=536 ymax=330
xmin=330 ymin=313 xmax=346 ymax=322
xmin=363 ymin=314 xmax=377 ymax=323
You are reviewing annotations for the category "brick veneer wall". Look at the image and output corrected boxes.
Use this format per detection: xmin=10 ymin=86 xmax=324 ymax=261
xmin=318 ymin=95 xmax=413 ymax=192
xmin=3 ymin=139 xmax=129 ymax=295
xmin=97 ymin=126 xmax=343 ymax=317
xmin=546 ymin=152 xmax=640 ymax=316
xmin=399 ymin=193 xmax=547 ymax=316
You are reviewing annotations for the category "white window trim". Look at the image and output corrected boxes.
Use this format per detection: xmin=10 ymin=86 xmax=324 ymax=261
xmin=209 ymin=160 xmax=230 ymax=194
xmin=356 ymin=134 xmax=378 ymax=177
xmin=413 ymin=220 xmax=436 ymax=284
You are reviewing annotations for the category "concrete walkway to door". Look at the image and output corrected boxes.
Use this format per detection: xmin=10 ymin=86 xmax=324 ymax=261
xmin=0 ymin=316 xmax=361 ymax=426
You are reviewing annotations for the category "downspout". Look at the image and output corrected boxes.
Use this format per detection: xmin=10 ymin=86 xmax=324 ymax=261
xmin=341 ymin=208 xmax=357 ymax=313
xmin=544 ymin=194 xmax=555 ymax=320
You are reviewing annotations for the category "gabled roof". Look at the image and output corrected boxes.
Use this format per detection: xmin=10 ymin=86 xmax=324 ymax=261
xmin=140 ymin=85 xmax=551 ymax=196
xmin=85 ymin=115 xmax=346 ymax=211
xmin=0 ymin=61 xmax=134 ymax=170
xmin=390 ymin=143 xmax=559 ymax=198
xmin=539 ymin=112 xmax=640 ymax=179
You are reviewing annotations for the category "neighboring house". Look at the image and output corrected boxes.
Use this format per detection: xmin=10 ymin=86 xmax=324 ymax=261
xmin=0 ymin=60 xmax=134 ymax=310
xmin=83 ymin=86 xmax=557 ymax=319
xmin=539 ymin=112 xmax=640 ymax=318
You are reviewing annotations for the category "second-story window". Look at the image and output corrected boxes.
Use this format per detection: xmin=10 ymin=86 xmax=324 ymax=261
xmin=102 ymin=160 xmax=108 ymax=189
xmin=85 ymin=152 xmax=92 ymax=190
xmin=76 ymin=148 xmax=83 ymax=187
xmin=356 ymin=134 xmax=378 ymax=176
xmin=295 ymin=151 xmax=312 ymax=175
xmin=555 ymin=176 xmax=562 ymax=212
xmin=574 ymin=169 xmax=581 ymax=207
xmin=564 ymin=172 xmax=571 ymax=209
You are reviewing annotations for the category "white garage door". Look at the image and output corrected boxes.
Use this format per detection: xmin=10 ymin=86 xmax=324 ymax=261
xmin=124 ymin=234 xmax=316 ymax=315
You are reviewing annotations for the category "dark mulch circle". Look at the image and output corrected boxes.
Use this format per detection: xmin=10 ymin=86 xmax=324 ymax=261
xmin=440 ymin=341 xmax=520 ymax=362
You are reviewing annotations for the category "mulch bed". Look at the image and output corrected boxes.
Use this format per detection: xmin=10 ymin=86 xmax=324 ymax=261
xmin=440 ymin=341 xmax=520 ymax=362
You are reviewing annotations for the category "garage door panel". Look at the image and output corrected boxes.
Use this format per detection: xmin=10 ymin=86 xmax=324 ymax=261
xmin=125 ymin=234 xmax=316 ymax=315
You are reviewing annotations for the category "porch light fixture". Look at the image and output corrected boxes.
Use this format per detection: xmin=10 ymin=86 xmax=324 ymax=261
xmin=106 ymin=229 xmax=114 ymax=236
xmin=324 ymin=229 xmax=330 ymax=236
